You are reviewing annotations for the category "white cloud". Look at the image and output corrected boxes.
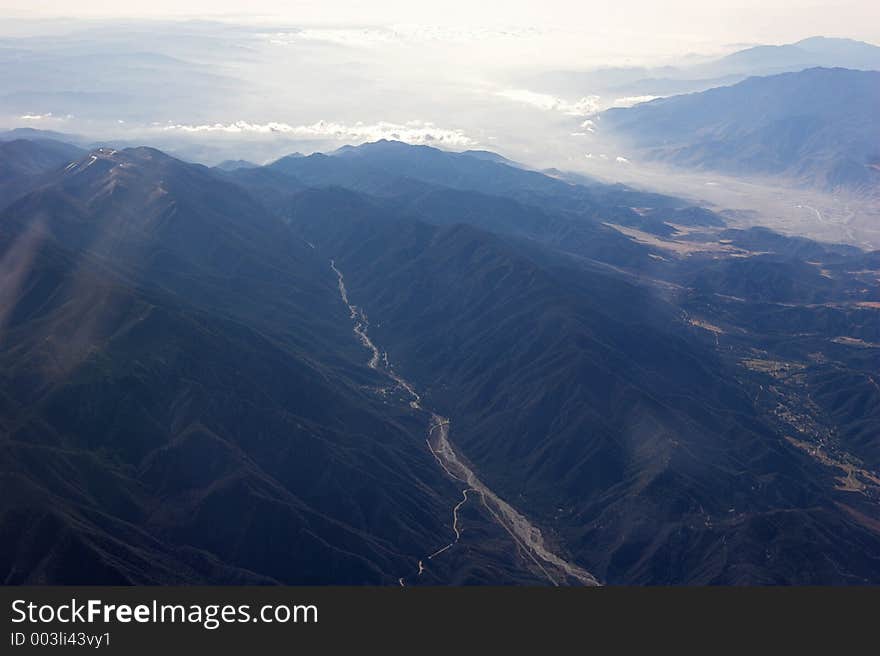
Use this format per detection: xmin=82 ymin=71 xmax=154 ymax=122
xmin=612 ymin=95 xmax=660 ymax=108
xmin=18 ymin=112 xmax=73 ymax=121
xmin=262 ymin=25 xmax=541 ymax=48
xmin=495 ymin=89 xmax=601 ymax=116
xmin=262 ymin=28 xmax=396 ymax=48
xmin=161 ymin=119 xmax=476 ymax=146
xmin=616 ymin=156 xmax=630 ymax=163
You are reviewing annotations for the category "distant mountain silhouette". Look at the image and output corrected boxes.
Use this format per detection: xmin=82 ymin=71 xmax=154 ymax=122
xmin=697 ymin=37 xmax=880 ymax=78
xmin=602 ymin=68 xmax=880 ymax=192
xmin=529 ymin=36 xmax=880 ymax=101
xmin=214 ymin=159 xmax=259 ymax=171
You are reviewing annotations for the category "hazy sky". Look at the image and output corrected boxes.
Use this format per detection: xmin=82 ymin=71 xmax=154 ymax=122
xmin=2 ymin=0 xmax=878 ymax=172
xmin=2 ymin=1 xmax=879 ymax=46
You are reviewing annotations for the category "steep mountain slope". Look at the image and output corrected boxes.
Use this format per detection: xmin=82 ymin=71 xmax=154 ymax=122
xmin=601 ymin=68 xmax=880 ymax=193
xmin=0 ymin=139 xmax=83 ymax=178
xmin=0 ymin=146 xmax=558 ymax=584
xmin=280 ymin=182 xmax=880 ymax=584
xmin=0 ymin=241 xmax=438 ymax=584
xmin=3 ymin=139 xmax=879 ymax=585
xmin=0 ymin=138 xmax=84 ymax=208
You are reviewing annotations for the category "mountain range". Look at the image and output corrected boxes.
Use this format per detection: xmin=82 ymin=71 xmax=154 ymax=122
xmin=600 ymin=67 xmax=880 ymax=193
xmin=528 ymin=36 xmax=880 ymax=99
xmin=1 ymin=136 xmax=879 ymax=584
xmin=697 ymin=36 xmax=880 ymax=78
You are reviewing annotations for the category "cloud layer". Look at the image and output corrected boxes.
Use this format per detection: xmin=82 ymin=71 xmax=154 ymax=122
xmin=161 ymin=119 xmax=476 ymax=146
xmin=612 ymin=95 xmax=660 ymax=107
xmin=495 ymin=89 xmax=601 ymax=116
xmin=262 ymin=25 xmax=542 ymax=48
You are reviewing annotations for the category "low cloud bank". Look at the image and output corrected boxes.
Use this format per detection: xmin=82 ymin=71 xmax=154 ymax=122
xmin=160 ymin=119 xmax=477 ymax=146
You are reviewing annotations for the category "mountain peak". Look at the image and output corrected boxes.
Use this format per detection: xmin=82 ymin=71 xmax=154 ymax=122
xmin=60 ymin=146 xmax=199 ymax=185
xmin=794 ymin=35 xmax=879 ymax=49
xmin=332 ymin=139 xmax=434 ymax=157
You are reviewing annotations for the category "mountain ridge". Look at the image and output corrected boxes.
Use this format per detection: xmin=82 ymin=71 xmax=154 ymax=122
xmin=2 ymin=137 xmax=879 ymax=585
xmin=600 ymin=67 xmax=880 ymax=193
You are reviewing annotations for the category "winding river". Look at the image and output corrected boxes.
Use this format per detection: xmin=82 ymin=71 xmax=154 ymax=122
xmin=330 ymin=259 xmax=600 ymax=586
